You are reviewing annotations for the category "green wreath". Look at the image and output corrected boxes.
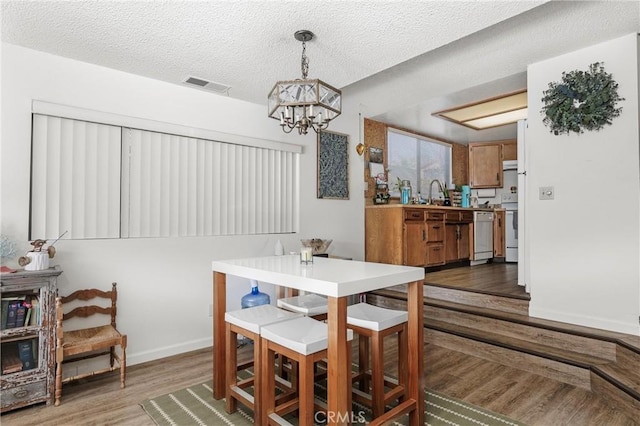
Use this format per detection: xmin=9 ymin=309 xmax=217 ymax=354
xmin=541 ymin=62 xmax=624 ymax=135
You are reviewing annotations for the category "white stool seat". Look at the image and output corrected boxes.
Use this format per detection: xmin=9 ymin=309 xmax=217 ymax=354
xmin=277 ymin=293 xmax=328 ymax=316
xmin=225 ymin=304 xmax=302 ymax=334
xmin=261 ymin=316 xmax=353 ymax=356
xmin=347 ymin=303 xmax=408 ymax=331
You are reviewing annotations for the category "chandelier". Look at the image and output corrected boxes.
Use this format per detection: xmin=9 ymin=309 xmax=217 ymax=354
xmin=268 ymin=30 xmax=342 ymax=135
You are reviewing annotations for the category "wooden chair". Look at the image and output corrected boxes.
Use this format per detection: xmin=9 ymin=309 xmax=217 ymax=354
xmin=54 ymin=282 xmax=127 ymax=406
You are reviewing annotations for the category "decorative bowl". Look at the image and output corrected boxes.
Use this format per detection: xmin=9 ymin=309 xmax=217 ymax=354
xmin=300 ymin=238 xmax=332 ymax=255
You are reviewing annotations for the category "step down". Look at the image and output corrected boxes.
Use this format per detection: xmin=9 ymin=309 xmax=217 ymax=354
xmin=366 ymin=289 xmax=640 ymax=420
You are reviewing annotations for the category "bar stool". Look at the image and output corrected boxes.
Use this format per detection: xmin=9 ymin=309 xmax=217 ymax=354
xmin=276 ymin=293 xmax=329 ymax=382
xmin=260 ymin=316 xmax=354 ymax=426
xmin=225 ymin=304 xmax=302 ymax=424
xmin=347 ymin=302 xmax=408 ymax=418
xmin=277 ymin=293 xmax=329 ymax=321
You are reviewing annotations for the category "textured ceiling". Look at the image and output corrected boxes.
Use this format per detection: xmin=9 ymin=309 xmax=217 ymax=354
xmin=2 ymin=1 xmax=639 ymax=143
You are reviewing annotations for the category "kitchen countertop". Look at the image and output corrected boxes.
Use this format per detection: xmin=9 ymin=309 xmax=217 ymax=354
xmin=366 ymin=203 xmax=498 ymax=212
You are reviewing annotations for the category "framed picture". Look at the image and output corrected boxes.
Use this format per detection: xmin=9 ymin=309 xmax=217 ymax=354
xmin=317 ymin=130 xmax=349 ymax=199
xmin=369 ymin=147 xmax=383 ymax=163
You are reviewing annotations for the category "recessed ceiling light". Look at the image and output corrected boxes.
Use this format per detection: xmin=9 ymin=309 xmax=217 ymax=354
xmin=433 ymin=89 xmax=527 ymax=130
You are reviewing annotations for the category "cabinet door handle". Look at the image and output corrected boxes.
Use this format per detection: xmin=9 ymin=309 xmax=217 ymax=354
xmin=422 ymin=230 xmax=426 ymax=241
xmin=433 ymin=225 xmax=440 ymax=229
xmin=496 ymin=172 xmax=500 ymax=182
xmin=499 ymin=218 xmax=502 ymax=226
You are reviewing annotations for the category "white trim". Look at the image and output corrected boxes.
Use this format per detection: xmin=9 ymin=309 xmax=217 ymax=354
xmin=529 ymin=307 xmax=640 ymax=336
xmin=32 ymin=100 xmax=302 ymax=154
xmin=126 ymin=337 xmax=213 ymax=366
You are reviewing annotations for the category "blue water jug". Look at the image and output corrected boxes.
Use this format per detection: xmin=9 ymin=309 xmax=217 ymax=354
xmin=241 ymin=280 xmax=270 ymax=308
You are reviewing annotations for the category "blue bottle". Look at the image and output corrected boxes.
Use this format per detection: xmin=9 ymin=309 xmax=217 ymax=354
xmin=400 ymin=180 xmax=412 ymax=205
xmin=241 ymin=279 xmax=270 ymax=309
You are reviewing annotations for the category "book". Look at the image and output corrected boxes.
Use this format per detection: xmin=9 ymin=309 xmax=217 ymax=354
xmin=6 ymin=301 xmax=20 ymax=328
xmin=1 ymin=299 xmax=9 ymax=329
xmin=18 ymin=340 xmax=35 ymax=370
xmin=2 ymin=344 xmax=23 ymax=374
xmin=24 ymin=307 xmax=32 ymax=327
xmin=15 ymin=302 xmax=27 ymax=327
xmin=29 ymin=297 xmax=39 ymax=326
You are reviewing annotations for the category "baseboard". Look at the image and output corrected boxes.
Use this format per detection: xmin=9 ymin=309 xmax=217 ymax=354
xmin=127 ymin=337 xmax=213 ymax=366
xmin=529 ymin=307 xmax=640 ymax=336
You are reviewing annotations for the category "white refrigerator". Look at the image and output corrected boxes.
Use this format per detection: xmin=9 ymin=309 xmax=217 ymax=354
xmin=517 ymin=119 xmax=529 ymax=293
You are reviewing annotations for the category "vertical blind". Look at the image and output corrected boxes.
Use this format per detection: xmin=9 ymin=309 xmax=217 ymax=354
xmin=31 ymin=114 xmax=122 ymax=239
xmin=30 ymin=115 xmax=299 ymax=240
xmin=121 ymin=128 xmax=298 ymax=237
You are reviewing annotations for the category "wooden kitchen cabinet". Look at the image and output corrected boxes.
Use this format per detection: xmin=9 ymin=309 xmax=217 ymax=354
xmin=444 ymin=211 xmax=472 ymax=263
xmin=365 ymin=206 xmax=447 ymax=267
xmin=468 ymin=140 xmax=515 ymax=188
xmin=1 ymin=267 xmax=61 ymax=413
xmin=425 ymin=211 xmax=445 ymax=266
xmin=502 ymin=140 xmax=517 ymax=161
xmin=404 ymin=210 xmax=427 ymax=266
xmin=493 ymin=209 xmax=506 ymax=258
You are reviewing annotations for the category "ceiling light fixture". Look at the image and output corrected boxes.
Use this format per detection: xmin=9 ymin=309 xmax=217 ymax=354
xmin=268 ymin=30 xmax=342 ymax=135
xmin=433 ymin=90 xmax=527 ymax=130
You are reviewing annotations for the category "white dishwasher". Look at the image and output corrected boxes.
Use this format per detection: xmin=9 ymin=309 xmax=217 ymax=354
xmin=473 ymin=211 xmax=494 ymax=262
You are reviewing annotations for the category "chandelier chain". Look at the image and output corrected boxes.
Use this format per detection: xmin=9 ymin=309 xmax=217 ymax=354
xmin=300 ymin=41 xmax=309 ymax=79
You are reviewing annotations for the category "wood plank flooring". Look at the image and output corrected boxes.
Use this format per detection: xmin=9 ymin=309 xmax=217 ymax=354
xmin=426 ymin=262 xmax=528 ymax=299
xmin=2 ymin=339 xmax=637 ymax=425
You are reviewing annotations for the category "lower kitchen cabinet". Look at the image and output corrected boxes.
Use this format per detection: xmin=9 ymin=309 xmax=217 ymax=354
xmin=404 ymin=218 xmax=426 ymax=266
xmin=425 ymin=211 xmax=445 ymax=266
xmin=445 ymin=223 xmax=470 ymax=262
xmin=366 ymin=205 xmax=469 ymax=267
xmin=444 ymin=210 xmax=472 ymax=263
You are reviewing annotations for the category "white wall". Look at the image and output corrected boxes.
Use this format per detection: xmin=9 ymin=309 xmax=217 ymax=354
xmin=526 ymin=33 xmax=640 ymax=335
xmin=0 ymin=43 xmax=364 ymax=365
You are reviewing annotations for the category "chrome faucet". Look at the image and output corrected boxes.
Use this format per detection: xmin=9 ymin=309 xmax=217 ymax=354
xmin=428 ymin=179 xmax=442 ymax=204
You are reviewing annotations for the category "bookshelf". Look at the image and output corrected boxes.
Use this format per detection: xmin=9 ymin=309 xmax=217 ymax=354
xmin=1 ymin=266 xmax=61 ymax=412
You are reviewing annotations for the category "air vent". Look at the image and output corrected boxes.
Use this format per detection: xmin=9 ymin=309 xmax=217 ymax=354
xmin=182 ymin=76 xmax=231 ymax=94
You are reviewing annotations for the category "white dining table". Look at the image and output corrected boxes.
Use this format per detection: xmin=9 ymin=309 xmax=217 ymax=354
xmin=211 ymin=254 xmax=425 ymax=425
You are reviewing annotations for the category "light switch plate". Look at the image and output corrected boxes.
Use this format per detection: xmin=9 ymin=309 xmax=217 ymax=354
xmin=539 ymin=186 xmax=554 ymax=200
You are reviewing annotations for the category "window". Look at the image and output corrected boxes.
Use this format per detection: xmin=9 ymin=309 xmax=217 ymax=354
xmin=30 ymin=114 xmax=299 ymax=240
xmin=387 ymin=128 xmax=452 ymax=199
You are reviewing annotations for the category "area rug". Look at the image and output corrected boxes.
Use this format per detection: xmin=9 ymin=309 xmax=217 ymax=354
xmin=141 ymin=381 xmax=525 ymax=426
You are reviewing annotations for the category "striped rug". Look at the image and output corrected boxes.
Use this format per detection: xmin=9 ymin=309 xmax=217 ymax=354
xmin=141 ymin=381 xmax=525 ymax=426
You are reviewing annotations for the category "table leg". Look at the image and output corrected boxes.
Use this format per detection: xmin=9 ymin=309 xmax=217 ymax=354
xmin=327 ymin=296 xmax=351 ymax=425
xmin=407 ymin=279 xmax=424 ymax=425
xmin=213 ymin=271 xmax=227 ymax=400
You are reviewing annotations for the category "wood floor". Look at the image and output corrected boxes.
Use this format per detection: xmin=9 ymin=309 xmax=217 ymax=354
xmin=426 ymin=262 xmax=528 ymax=299
xmin=2 ymin=340 xmax=636 ymax=425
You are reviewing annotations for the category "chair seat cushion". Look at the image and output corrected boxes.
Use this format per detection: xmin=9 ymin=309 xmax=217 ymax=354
xmin=277 ymin=293 xmax=328 ymax=315
xmin=347 ymin=303 xmax=408 ymax=331
xmin=63 ymin=325 xmax=123 ymax=355
xmin=225 ymin=304 xmax=302 ymax=334
xmin=261 ymin=316 xmax=353 ymax=356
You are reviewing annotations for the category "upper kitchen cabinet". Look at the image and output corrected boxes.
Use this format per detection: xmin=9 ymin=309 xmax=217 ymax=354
xmin=468 ymin=139 xmax=516 ymax=188
xmin=501 ymin=140 xmax=517 ymax=161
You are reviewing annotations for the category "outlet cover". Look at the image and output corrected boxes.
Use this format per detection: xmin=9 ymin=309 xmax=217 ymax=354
xmin=539 ymin=186 xmax=554 ymax=200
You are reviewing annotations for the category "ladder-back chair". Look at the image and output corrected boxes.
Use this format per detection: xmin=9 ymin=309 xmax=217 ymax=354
xmin=54 ymin=282 xmax=127 ymax=406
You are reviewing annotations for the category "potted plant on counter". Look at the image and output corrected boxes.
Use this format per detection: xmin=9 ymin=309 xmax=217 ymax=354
xmin=439 ymin=181 xmax=451 ymax=206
